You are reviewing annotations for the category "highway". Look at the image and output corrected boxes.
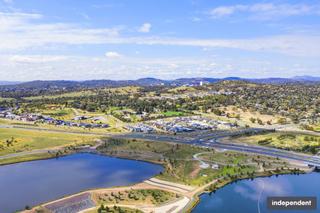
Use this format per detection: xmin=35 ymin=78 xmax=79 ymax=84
xmin=1 ymin=124 xmax=319 ymax=167
xmin=208 ymin=142 xmax=320 ymax=167
xmin=114 ymin=130 xmax=320 ymax=168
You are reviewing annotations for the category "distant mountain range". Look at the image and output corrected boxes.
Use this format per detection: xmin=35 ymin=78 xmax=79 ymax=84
xmin=0 ymin=81 xmax=21 ymax=86
xmin=1 ymin=76 xmax=320 ymax=90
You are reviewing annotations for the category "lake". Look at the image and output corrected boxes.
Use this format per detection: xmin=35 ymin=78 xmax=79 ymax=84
xmin=0 ymin=153 xmax=163 ymax=213
xmin=193 ymin=172 xmax=320 ymax=213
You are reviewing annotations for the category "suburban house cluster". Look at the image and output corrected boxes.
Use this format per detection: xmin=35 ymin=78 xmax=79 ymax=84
xmin=127 ymin=116 xmax=237 ymax=133
xmin=0 ymin=108 xmax=109 ymax=129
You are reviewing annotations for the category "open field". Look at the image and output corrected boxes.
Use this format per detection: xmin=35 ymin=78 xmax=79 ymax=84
xmin=0 ymin=127 xmax=99 ymax=156
xmin=0 ymin=97 xmax=14 ymax=101
xmin=222 ymin=106 xmax=285 ymax=125
xmin=233 ymin=132 xmax=320 ymax=154
xmin=24 ymin=90 xmax=96 ymax=100
xmin=40 ymin=106 xmax=76 ymax=120
xmin=167 ymin=86 xmax=197 ymax=93
xmin=200 ymin=105 xmax=285 ymax=128
xmin=307 ymin=124 xmax=320 ymax=132
xmin=24 ymin=86 xmax=141 ymax=101
xmin=161 ymin=111 xmax=187 ymax=117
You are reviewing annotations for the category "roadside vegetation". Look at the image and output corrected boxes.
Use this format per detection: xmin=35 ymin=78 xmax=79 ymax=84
xmin=234 ymin=132 xmax=320 ymax=154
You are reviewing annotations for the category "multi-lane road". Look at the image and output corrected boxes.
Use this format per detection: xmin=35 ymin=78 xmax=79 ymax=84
xmin=114 ymin=128 xmax=320 ymax=168
xmin=198 ymin=140 xmax=320 ymax=167
xmin=1 ymin=124 xmax=320 ymax=167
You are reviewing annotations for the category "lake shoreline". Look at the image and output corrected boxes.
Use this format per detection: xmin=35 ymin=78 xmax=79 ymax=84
xmin=1 ymin=145 xmax=313 ymax=213
xmin=0 ymin=153 xmax=163 ymax=213
xmin=19 ymin=152 xmax=312 ymax=213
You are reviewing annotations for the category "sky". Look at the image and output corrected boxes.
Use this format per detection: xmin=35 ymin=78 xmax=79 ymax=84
xmin=0 ymin=0 xmax=319 ymax=81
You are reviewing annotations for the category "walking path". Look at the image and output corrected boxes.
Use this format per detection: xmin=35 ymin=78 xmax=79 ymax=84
xmin=144 ymin=178 xmax=194 ymax=194
xmin=25 ymin=177 xmax=195 ymax=213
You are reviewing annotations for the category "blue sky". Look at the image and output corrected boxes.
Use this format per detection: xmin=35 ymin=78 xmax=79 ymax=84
xmin=0 ymin=0 xmax=319 ymax=80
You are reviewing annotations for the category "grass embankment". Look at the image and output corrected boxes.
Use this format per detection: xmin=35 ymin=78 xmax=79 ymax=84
xmin=85 ymin=205 xmax=143 ymax=213
xmin=0 ymin=153 xmax=54 ymax=165
xmin=0 ymin=127 xmax=99 ymax=156
xmin=94 ymin=189 xmax=178 ymax=206
xmin=306 ymin=124 xmax=320 ymax=132
xmin=98 ymin=138 xmax=292 ymax=187
xmin=235 ymin=132 xmax=320 ymax=154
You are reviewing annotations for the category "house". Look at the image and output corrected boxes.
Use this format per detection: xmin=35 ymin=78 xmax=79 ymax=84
xmin=211 ymin=164 xmax=219 ymax=169
xmin=74 ymin=116 xmax=89 ymax=121
xmin=199 ymin=162 xmax=210 ymax=169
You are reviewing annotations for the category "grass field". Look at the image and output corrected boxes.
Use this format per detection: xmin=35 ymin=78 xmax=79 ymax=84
xmin=0 ymin=97 xmax=14 ymax=101
xmin=24 ymin=86 xmax=141 ymax=101
xmin=310 ymin=124 xmax=320 ymax=132
xmin=161 ymin=111 xmax=186 ymax=117
xmin=168 ymin=86 xmax=197 ymax=93
xmin=0 ymin=127 xmax=99 ymax=156
xmin=199 ymin=105 xmax=282 ymax=128
xmin=24 ymin=90 xmax=96 ymax=100
xmin=41 ymin=106 xmax=76 ymax=120
xmin=235 ymin=132 xmax=320 ymax=154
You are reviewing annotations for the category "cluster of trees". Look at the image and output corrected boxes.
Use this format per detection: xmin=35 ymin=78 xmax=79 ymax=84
xmin=1 ymin=80 xmax=319 ymax=126
xmin=0 ymin=137 xmax=17 ymax=150
xmin=97 ymin=189 xmax=173 ymax=206
xmin=202 ymin=81 xmax=320 ymax=123
xmin=98 ymin=205 xmax=140 ymax=213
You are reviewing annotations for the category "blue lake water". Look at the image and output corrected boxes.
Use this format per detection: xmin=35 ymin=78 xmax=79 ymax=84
xmin=0 ymin=153 xmax=163 ymax=213
xmin=193 ymin=172 xmax=320 ymax=213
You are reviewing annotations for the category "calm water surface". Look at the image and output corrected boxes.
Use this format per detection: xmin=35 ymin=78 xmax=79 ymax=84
xmin=0 ymin=153 xmax=162 ymax=213
xmin=193 ymin=172 xmax=320 ymax=213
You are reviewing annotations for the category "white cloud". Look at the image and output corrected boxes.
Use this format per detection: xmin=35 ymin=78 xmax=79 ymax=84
xmin=210 ymin=6 xmax=240 ymax=17
xmin=0 ymin=12 xmax=42 ymax=31
xmin=0 ymin=53 xmax=318 ymax=81
xmin=209 ymin=3 xmax=319 ymax=20
xmin=3 ymin=0 xmax=13 ymax=4
xmin=9 ymin=55 xmax=67 ymax=63
xmin=0 ymin=12 xmax=120 ymax=50
xmin=191 ymin=17 xmax=201 ymax=22
xmin=0 ymin=11 xmax=319 ymax=58
xmin=120 ymin=35 xmax=320 ymax=57
xmin=138 ymin=22 xmax=151 ymax=33
xmin=105 ymin=51 xmax=122 ymax=58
